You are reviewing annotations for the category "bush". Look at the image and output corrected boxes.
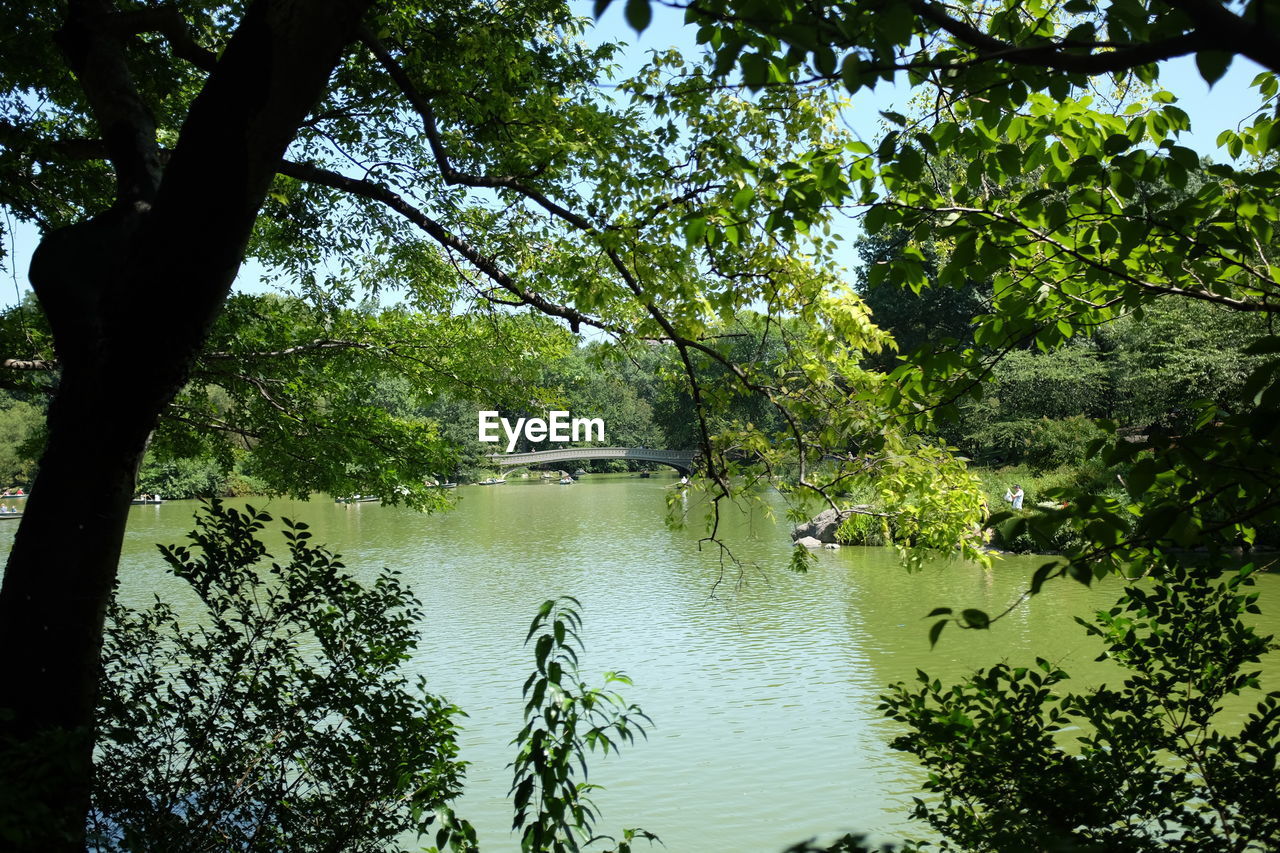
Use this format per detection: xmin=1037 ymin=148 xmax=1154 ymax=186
xmin=1025 ymin=416 xmax=1110 ymax=473
xmin=90 ymin=501 xmax=466 ymax=852
xmin=836 ymin=510 xmax=888 ymax=546
xmin=134 ymin=456 xmax=227 ymax=499
xmin=881 ymin=561 xmax=1280 ymax=852
xmin=964 ymin=416 xmax=1110 ymax=471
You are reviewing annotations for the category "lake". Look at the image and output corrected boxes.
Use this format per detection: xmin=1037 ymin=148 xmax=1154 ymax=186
xmin=8 ymin=474 xmax=1277 ymax=851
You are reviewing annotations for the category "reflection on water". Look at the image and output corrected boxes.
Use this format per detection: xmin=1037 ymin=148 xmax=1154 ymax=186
xmin=8 ymin=476 xmax=1278 ymax=851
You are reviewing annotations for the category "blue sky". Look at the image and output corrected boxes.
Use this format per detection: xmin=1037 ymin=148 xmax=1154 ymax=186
xmin=1 ymin=10 xmax=1269 ymax=307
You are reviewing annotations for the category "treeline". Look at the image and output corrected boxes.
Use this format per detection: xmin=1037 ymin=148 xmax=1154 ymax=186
xmin=0 ymin=294 xmax=709 ymax=494
xmin=2 ymin=283 xmax=1264 ymax=503
xmin=856 ymin=230 xmax=1274 ymax=551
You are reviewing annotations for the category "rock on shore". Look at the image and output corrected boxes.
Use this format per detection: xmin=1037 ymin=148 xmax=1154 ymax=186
xmin=790 ymin=506 xmax=872 ymax=544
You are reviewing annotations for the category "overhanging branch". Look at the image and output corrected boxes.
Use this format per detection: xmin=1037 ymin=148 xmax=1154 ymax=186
xmin=356 ymin=27 xmax=596 ymax=231
xmin=276 ymin=158 xmax=624 ymax=336
xmin=907 ymin=0 xmax=1220 ymax=74
xmin=104 ymin=7 xmax=219 ymax=72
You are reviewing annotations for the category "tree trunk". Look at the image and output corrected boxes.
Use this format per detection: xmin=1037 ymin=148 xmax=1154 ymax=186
xmin=0 ymin=1 xmax=373 ymax=848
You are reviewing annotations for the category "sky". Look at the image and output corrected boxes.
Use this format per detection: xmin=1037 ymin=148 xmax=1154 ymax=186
xmin=0 ymin=8 xmax=1270 ymax=308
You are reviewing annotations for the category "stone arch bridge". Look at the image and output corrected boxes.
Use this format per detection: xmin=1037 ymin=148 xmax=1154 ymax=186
xmin=486 ymin=447 xmax=696 ymax=475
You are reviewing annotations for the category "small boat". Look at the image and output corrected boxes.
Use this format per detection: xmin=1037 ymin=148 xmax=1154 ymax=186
xmin=638 ymin=471 xmax=651 ymax=479
xmin=437 ymin=482 xmax=458 ymax=490
xmin=131 ymin=498 xmax=164 ymax=505
xmin=0 ymin=512 xmax=21 ymax=520
xmin=477 ymin=478 xmax=506 ymax=486
xmin=573 ymin=469 xmax=587 ymax=477
xmin=558 ymin=476 xmax=574 ymax=485
xmin=336 ymin=495 xmax=379 ymax=503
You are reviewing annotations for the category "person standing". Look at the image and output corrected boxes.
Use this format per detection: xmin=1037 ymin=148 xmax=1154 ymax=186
xmin=1011 ymin=484 xmax=1024 ymax=510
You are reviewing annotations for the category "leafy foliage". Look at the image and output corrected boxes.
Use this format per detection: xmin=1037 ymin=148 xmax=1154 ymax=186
xmin=509 ymin=597 xmax=655 ymax=853
xmin=882 ymin=561 xmax=1280 ymax=852
xmin=90 ymin=501 xmax=465 ymax=852
xmin=5 ymin=0 xmax=1280 ymax=846
xmin=0 ymin=392 xmax=42 ymax=485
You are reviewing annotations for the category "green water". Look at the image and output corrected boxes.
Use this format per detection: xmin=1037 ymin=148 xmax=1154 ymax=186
xmin=7 ymin=474 xmax=1278 ymax=850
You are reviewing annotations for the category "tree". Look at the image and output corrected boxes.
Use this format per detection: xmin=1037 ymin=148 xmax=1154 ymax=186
xmin=91 ymin=502 xmax=467 ymax=852
xmin=0 ymin=291 xmax=573 ymax=500
xmin=1 ymin=4 xmax=378 ymax=847
xmin=0 ymin=393 xmax=44 ymax=486
xmin=854 ymin=228 xmax=987 ymax=369
xmin=881 ymin=561 xmax=1280 ymax=852
xmin=606 ymin=0 xmax=1280 ymax=846
xmin=3 ymin=2 xmax=959 ymax=847
xmin=649 ymin=0 xmax=1280 ymax=591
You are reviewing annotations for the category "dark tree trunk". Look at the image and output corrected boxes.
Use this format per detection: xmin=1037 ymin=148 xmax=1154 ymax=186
xmin=0 ymin=1 xmax=373 ymax=848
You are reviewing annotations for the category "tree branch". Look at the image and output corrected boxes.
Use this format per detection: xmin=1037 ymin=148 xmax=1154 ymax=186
xmin=276 ymin=159 xmax=624 ymax=335
xmin=1 ymin=359 xmax=57 ymax=371
xmin=104 ymin=6 xmax=219 ymax=72
xmin=56 ymin=0 xmax=163 ymax=209
xmin=906 ymin=0 xmax=1223 ymax=74
xmin=204 ymin=339 xmax=378 ymax=360
xmin=355 ymin=27 xmax=597 ymax=231
xmin=886 ymin=202 xmax=1280 ymax=313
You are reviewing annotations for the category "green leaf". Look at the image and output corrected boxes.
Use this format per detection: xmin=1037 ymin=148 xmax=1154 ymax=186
xmin=683 ymin=215 xmax=708 ymax=245
xmin=1167 ymin=145 xmax=1198 ymax=170
xmin=840 ymin=54 xmax=864 ymax=92
xmin=995 ymin=144 xmax=1022 ymax=177
xmin=961 ymin=609 xmax=990 ymax=630
xmin=813 ymin=44 xmax=837 ymax=77
xmin=1243 ymin=336 xmax=1280 ymax=355
xmin=1195 ymin=51 xmax=1233 ymax=86
xmin=1030 ymin=562 xmax=1059 ymax=595
xmin=1103 ymin=134 xmax=1132 ymax=155
xmin=535 ymin=633 xmax=553 ymax=667
xmin=740 ymin=52 xmax=768 ymax=88
xmin=624 ymin=0 xmax=651 ymax=32
xmin=928 ymin=619 xmax=946 ymax=648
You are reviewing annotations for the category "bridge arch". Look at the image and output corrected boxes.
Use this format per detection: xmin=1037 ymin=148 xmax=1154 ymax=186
xmin=486 ymin=447 xmax=696 ymax=475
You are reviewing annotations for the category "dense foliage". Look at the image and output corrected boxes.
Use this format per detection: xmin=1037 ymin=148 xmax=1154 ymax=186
xmin=605 ymin=0 xmax=1280 ymax=848
xmin=91 ymin=502 xmax=466 ymax=851
xmin=884 ymin=561 xmax=1280 ymax=851
xmin=3 ymin=0 xmax=1280 ymax=848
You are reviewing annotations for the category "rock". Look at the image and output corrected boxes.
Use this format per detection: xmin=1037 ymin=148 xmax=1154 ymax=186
xmin=791 ymin=508 xmax=844 ymax=542
xmin=794 ymin=536 xmax=824 ymax=549
xmin=823 ymin=543 xmax=841 ymax=550
xmin=791 ymin=507 xmax=871 ymax=544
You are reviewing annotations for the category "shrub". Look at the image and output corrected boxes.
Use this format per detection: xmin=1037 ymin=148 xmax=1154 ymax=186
xmin=510 ymin=597 xmax=655 ymax=853
xmin=1025 ymin=416 xmax=1111 ymax=473
xmin=881 ymin=561 xmax=1280 ymax=852
xmin=90 ymin=501 xmax=466 ymax=852
xmin=134 ymin=456 xmax=227 ymax=499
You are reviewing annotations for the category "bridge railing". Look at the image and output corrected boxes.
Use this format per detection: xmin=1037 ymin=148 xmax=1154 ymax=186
xmin=484 ymin=447 xmax=695 ymax=471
